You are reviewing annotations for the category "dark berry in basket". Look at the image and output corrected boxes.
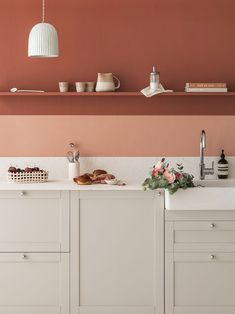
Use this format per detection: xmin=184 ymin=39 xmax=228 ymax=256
xmin=16 ymin=168 xmax=22 ymax=173
xmin=8 ymin=166 xmax=17 ymax=173
xmin=32 ymin=167 xmax=40 ymax=172
xmin=25 ymin=167 xmax=33 ymax=173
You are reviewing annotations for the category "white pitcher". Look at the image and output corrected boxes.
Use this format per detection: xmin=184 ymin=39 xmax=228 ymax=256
xmin=96 ymin=73 xmax=120 ymax=92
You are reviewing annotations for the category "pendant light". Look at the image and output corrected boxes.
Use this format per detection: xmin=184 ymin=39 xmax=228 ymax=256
xmin=28 ymin=0 xmax=59 ymax=58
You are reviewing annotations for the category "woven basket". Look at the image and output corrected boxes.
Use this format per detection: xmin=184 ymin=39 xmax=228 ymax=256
xmin=8 ymin=171 xmax=49 ymax=183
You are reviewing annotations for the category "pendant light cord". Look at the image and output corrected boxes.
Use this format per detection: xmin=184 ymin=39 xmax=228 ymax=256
xmin=42 ymin=0 xmax=45 ymax=22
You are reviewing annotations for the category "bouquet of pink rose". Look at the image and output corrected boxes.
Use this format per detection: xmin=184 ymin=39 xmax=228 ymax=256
xmin=143 ymin=158 xmax=194 ymax=194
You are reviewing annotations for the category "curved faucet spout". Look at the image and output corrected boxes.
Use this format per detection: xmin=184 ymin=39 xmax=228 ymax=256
xmin=199 ymin=130 xmax=214 ymax=180
xmin=200 ymin=130 xmax=206 ymax=149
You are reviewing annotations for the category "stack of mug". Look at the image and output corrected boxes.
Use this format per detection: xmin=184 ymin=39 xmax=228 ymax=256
xmin=59 ymin=82 xmax=96 ymax=92
xmin=59 ymin=73 xmax=121 ymax=93
xmin=75 ymin=82 xmax=96 ymax=92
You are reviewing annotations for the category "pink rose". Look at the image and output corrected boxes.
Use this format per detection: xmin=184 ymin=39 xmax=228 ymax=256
xmin=155 ymin=161 xmax=164 ymax=173
xmin=152 ymin=167 xmax=159 ymax=177
xmin=175 ymin=172 xmax=183 ymax=180
xmin=152 ymin=161 xmax=165 ymax=177
xmin=163 ymin=171 xmax=176 ymax=183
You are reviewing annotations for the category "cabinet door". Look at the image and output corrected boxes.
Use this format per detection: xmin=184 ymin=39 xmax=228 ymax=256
xmin=0 ymin=190 xmax=69 ymax=252
xmin=165 ymin=252 xmax=235 ymax=314
xmin=73 ymin=190 xmax=164 ymax=314
xmin=0 ymin=253 xmax=69 ymax=314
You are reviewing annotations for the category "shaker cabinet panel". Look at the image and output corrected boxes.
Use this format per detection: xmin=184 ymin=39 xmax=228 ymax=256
xmin=165 ymin=220 xmax=235 ymax=252
xmin=0 ymin=253 xmax=69 ymax=314
xmin=165 ymin=252 xmax=235 ymax=314
xmin=78 ymin=192 xmax=158 ymax=307
xmin=0 ymin=190 xmax=69 ymax=252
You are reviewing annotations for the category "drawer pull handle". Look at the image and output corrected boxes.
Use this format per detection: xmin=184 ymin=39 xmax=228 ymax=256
xmin=21 ymin=254 xmax=27 ymax=259
xmin=210 ymin=223 xmax=215 ymax=228
xmin=20 ymin=191 xmax=26 ymax=197
xmin=210 ymin=254 xmax=216 ymax=260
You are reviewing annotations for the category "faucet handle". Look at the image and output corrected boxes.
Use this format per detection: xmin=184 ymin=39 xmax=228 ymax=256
xmin=204 ymin=160 xmax=215 ymax=177
xmin=206 ymin=161 xmax=215 ymax=176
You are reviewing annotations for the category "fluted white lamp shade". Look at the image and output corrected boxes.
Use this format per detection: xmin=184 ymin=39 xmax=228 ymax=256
xmin=28 ymin=22 xmax=59 ymax=58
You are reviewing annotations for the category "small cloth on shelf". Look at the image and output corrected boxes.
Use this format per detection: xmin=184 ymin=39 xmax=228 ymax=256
xmin=141 ymin=84 xmax=173 ymax=98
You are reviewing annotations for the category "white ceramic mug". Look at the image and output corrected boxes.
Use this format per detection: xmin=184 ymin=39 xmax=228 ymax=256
xmin=95 ymin=73 xmax=120 ymax=92
xmin=86 ymin=82 xmax=96 ymax=92
xmin=59 ymin=82 xmax=69 ymax=92
xmin=75 ymin=82 xmax=86 ymax=92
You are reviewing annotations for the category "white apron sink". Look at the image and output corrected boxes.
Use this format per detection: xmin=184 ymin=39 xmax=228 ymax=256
xmin=165 ymin=180 xmax=235 ymax=210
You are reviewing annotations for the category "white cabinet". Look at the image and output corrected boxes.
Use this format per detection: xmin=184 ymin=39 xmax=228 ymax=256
xmin=0 ymin=191 xmax=69 ymax=252
xmin=165 ymin=220 xmax=235 ymax=252
xmin=165 ymin=252 xmax=235 ymax=314
xmin=0 ymin=253 xmax=69 ymax=314
xmin=71 ymin=190 xmax=165 ymax=314
xmin=0 ymin=190 xmax=70 ymax=314
xmin=165 ymin=210 xmax=235 ymax=314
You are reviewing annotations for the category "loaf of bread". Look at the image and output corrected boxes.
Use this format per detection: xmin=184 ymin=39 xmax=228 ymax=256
xmin=73 ymin=174 xmax=92 ymax=185
xmin=92 ymin=173 xmax=115 ymax=184
xmin=93 ymin=169 xmax=107 ymax=177
xmin=73 ymin=170 xmax=116 ymax=185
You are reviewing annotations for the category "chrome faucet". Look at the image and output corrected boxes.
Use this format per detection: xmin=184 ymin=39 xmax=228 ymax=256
xmin=199 ymin=130 xmax=214 ymax=180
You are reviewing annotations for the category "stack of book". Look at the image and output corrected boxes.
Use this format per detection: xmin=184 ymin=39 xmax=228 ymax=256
xmin=185 ymin=83 xmax=227 ymax=92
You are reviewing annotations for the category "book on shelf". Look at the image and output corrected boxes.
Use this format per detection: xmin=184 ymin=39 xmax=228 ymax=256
xmin=186 ymin=82 xmax=227 ymax=88
xmin=185 ymin=87 xmax=228 ymax=92
xmin=185 ymin=83 xmax=228 ymax=92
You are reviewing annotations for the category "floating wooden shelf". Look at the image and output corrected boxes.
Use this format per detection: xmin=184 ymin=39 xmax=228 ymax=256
xmin=1 ymin=91 xmax=235 ymax=115
xmin=0 ymin=92 xmax=141 ymax=96
xmin=0 ymin=91 xmax=235 ymax=96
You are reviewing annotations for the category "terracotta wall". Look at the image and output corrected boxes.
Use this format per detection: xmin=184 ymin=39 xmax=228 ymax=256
xmin=0 ymin=115 xmax=233 ymax=157
xmin=0 ymin=0 xmax=235 ymax=156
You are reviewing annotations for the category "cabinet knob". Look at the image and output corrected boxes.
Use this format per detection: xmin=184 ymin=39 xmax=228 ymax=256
xmin=21 ymin=254 xmax=27 ymax=259
xmin=20 ymin=191 xmax=25 ymax=197
xmin=210 ymin=254 xmax=216 ymax=260
xmin=210 ymin=223 xmax=215 ymax=228
xmin=157 ymin=191 xmax=161 ymax=196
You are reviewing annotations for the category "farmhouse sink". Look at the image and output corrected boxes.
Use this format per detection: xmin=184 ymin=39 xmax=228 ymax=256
xmin=165 ymin=180 xmax=235 ymax=210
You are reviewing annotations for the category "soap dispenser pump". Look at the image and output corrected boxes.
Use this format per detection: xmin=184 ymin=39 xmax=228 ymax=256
xmin=217 ymin=149 xmax=228 ymax=179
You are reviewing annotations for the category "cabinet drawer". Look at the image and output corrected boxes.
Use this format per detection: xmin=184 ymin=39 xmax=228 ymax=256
xmin=0 ymin=190 xmax=69 ymax=252
xmin=165 ymin=252 xmax=235 ymax=314
xmin=165 ymin=221 xmax=235 ymax=252
xmin=0 ymin=253 xmax=69 ymax=314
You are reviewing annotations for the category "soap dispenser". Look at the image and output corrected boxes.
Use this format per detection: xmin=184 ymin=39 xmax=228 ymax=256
xmin=217 ymin=149 xmax=228 ymax=179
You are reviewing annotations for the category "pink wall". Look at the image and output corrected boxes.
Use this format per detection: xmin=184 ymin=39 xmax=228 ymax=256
xmin=0 ymin=116 xmax=234 ymax=157
xmin=0 ymin=1 xmax=235 ymax=156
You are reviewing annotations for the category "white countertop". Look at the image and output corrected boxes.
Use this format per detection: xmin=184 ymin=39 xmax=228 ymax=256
xmin=2 ymin=178 xmax=235 ymax=191
xmin=0 ymin=180 xmax=144 ymax=191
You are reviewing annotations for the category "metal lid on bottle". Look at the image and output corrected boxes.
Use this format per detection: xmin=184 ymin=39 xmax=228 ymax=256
xmin=150 ymin=66 xmax=159 ymax=75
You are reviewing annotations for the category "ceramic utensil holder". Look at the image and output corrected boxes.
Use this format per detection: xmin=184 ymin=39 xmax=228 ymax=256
xmin=68 ymin=162 xmax=80 ymax=180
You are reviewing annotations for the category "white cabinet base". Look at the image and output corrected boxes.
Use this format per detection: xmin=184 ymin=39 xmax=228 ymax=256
xmin=0 ymin=253 xmax=69 ymax=314
xmin=0 ymin=191 xmax=69 ymax=252
xmin=165 ymin=252 xmax=235 ymax=314
xmin=71 ymin=190 xmax=165 ymax=314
